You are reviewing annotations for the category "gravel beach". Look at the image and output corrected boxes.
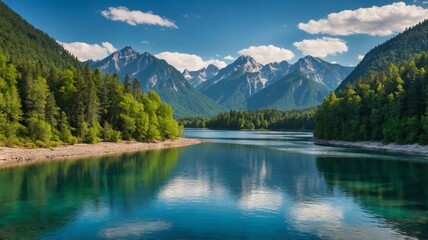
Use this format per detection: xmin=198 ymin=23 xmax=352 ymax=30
xmin=0 ymin=138 xmax=202 ymax=168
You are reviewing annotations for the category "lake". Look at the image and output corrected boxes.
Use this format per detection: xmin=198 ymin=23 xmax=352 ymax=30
xmin=0 ymin=129 xmax=427 ymax=239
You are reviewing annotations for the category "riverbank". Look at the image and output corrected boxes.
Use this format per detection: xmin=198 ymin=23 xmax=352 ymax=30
xmin=0 ymin=138 xmax=202 ymax=168
xmin=314 ymin=139 xmax=428 ymax=156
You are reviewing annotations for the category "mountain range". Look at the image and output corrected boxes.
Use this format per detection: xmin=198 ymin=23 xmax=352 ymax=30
xmin=197 ymin=55 xmax=353 ymax=111
xmin=89 ymin=47 xmax=353 ymax=114
xmin=183 ymin=64 xmax=220 ymax=89
xmin=87 ymin=47 xmax=225 ymax=118
xmin=3 ymin=0 xmax=428 ymax=121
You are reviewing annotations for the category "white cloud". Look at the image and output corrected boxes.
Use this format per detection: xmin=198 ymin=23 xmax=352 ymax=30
xmin=58 ymin=41 xmax=117 ymax=61
xmin=237 ymin=45 xmax=295 ymax=64
xmin=357 ymin=55 xmax=365 ymax=61
xmin=101 ymin=6 xmax=177 ymax=28
xmin=141 ymin=40 xmax=150 ymax=45
xmin=224 ymin=55 xmax=235 ymax=61
xmin=298 ymin=2 xmax=428 ymax=36
xmin=293 ymin=37 xmax=348 ymax=58
xmin=155 ymin=52 xmax=227 ymax=71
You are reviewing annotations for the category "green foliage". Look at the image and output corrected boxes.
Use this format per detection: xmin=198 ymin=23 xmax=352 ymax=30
xmin=0 ymin=47 xmax=180 ymax=147
xmin=339 ymin=20 xmax=428 ymax=89
xmin=26 ymin=113 xmax=52 ymax=142
xmin=179 ymin=108 xmax=315 ymax=131
xmin=58 ymin=112 xmax=76 ymax=144
xmin=0 ymin=2 xmax=80 ymax=69
xmin=157 ymin=102 xmax=181 ymax=139
xmin=102 ymin=122 xmax=121 ymax=142
xmin=315 ymin=52 xmax=428 ymax=145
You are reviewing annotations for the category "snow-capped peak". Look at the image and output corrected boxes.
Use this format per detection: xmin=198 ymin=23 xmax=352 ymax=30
xmin=182 ymin=65 xmax=220 ymax=88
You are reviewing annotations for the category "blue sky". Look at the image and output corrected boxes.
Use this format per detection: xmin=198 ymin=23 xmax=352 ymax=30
xmin=4 ymin=0 xmax=428 ymax=71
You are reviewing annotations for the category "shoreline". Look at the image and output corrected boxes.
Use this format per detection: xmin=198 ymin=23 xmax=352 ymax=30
xmin=314 ymin=139 xmax=428 ymax=156
xmin=0 ymin=138 xmax=202 ymax=168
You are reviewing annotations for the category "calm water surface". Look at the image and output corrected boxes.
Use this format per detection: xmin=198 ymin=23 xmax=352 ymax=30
xmin=1 ymin=129 xmax=427 ymax=239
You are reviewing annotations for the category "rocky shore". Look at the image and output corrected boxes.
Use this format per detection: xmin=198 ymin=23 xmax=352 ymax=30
xmin=0 ymin=138 xmax=202 ymax=168
xmin=314 ymin=139 xmax=428 ymax=156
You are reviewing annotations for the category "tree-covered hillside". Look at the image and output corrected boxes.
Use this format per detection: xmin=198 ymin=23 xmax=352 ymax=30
xmin=0 ymin=1 xmax=80 ymax=68
xmin=315 ymin=52 xmax=428 ymax=144
xmin=338 ymin=20 xmax=428 ymax=90
xmin=0 ymin=49 xmax=181 ymax=147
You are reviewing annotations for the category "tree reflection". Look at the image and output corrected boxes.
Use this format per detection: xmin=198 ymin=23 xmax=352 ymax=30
xmin=316 ymin=156 xmax=428 ymax=239
xmin=0 ymin=148 xmax=180 ymax=239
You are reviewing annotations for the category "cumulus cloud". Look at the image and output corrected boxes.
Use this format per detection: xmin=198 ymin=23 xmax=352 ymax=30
xmin=58 ymin=41 xmax=117 ymax=61
xmin=224 ymin=55 xmax=235 ymax=61
xmin=293 ymin=37 xmax=348 ymax=58
xmin=155 ymin=52 xmax=227 ymax=71
xmin=298 ymin=2 xmax=428 ymax=36
xmin=357 ymin=55 xmax=365 ymax=61
xmin=101 ymin=6 xmax=177 ymax=28
xmin=237 ymin=45 xmax=294 ymax=64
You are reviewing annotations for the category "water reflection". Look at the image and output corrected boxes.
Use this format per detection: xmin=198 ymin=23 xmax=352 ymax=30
xmin=0 ymin=130 xmax=427 ymax=239
xmin=316 ymin=156 xmax=428 ymax=239
xmin=0 ymin=148 xmax=180 ymax=239
xmin=159 ymin=178 xmax=226 ymax=203
xmin=99 ymin=220 xmax=172 ymax=239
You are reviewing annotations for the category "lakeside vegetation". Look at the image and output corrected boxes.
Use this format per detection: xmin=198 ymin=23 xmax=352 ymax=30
xmin=315 ymin=52 xmax=428 ymax=145
xmin=179 ymin=108 xmax=315 ymax=131
xmin=0 ymin=49 xmax=181 ymax=147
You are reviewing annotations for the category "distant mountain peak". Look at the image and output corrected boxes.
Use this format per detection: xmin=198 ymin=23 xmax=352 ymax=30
xmin=235 ymin=55 xmax=258 ymax=64
xmin=182 ymin=64 xmax=220 ymax=88
xmin=206 ymin=64 xmax=220 ymax=72
xmin=290 ymin=56 xmax=354 ymax=90
xmin=118 ymin=46 xmax=138 ymax=55
xmin=141 ymin=51 xmax=153 ymax=57
xmin=229 ymin=55 xmax=262 ymax=73
xmin=299 ymin=55 xmax=322 ymax=64
xmin=302 ymin=55 xmax=317 ymax=60
xmin=121 ymin=45 xmax=133 ymax=51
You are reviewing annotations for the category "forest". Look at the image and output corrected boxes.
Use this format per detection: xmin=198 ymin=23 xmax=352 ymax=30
xmin=0 ymin=49 xmax=181 ymax=147
xmin=315 ymin=52 xmax=428 ymax=144
xmin=179 ymin=108 xmax=315 ymax=131
xmin=339 ymin=20 xmax=428 ymax=89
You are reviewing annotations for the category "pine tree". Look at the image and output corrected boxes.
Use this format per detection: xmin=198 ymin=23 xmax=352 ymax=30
xmin=132 ymin=78 xmax=141 ymax=99
xmin=123 ymin=74 xmax=131 ymax=94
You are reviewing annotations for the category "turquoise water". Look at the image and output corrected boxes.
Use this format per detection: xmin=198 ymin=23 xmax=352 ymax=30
xmin=0 ymin=129 xmax=427 ymax=239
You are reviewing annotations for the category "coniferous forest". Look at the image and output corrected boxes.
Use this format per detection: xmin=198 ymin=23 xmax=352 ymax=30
xmin=315 ymin=52 xmax=428 ymax=145
xmin=0 ymin=48 xmax=181 ymax=147
xmin=179 ymin=109 xmax=315 ymax=131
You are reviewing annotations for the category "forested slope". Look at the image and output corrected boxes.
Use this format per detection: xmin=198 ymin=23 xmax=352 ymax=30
xmin=338 ymin=20 xmax=428 ymax=90
xmin=0 ymin=49 xmax=181 ymax=147
xmin=0 ymin=1 xmax=80 ymax=68
xmin=316 ymin=52 xmax=428 ymax=144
